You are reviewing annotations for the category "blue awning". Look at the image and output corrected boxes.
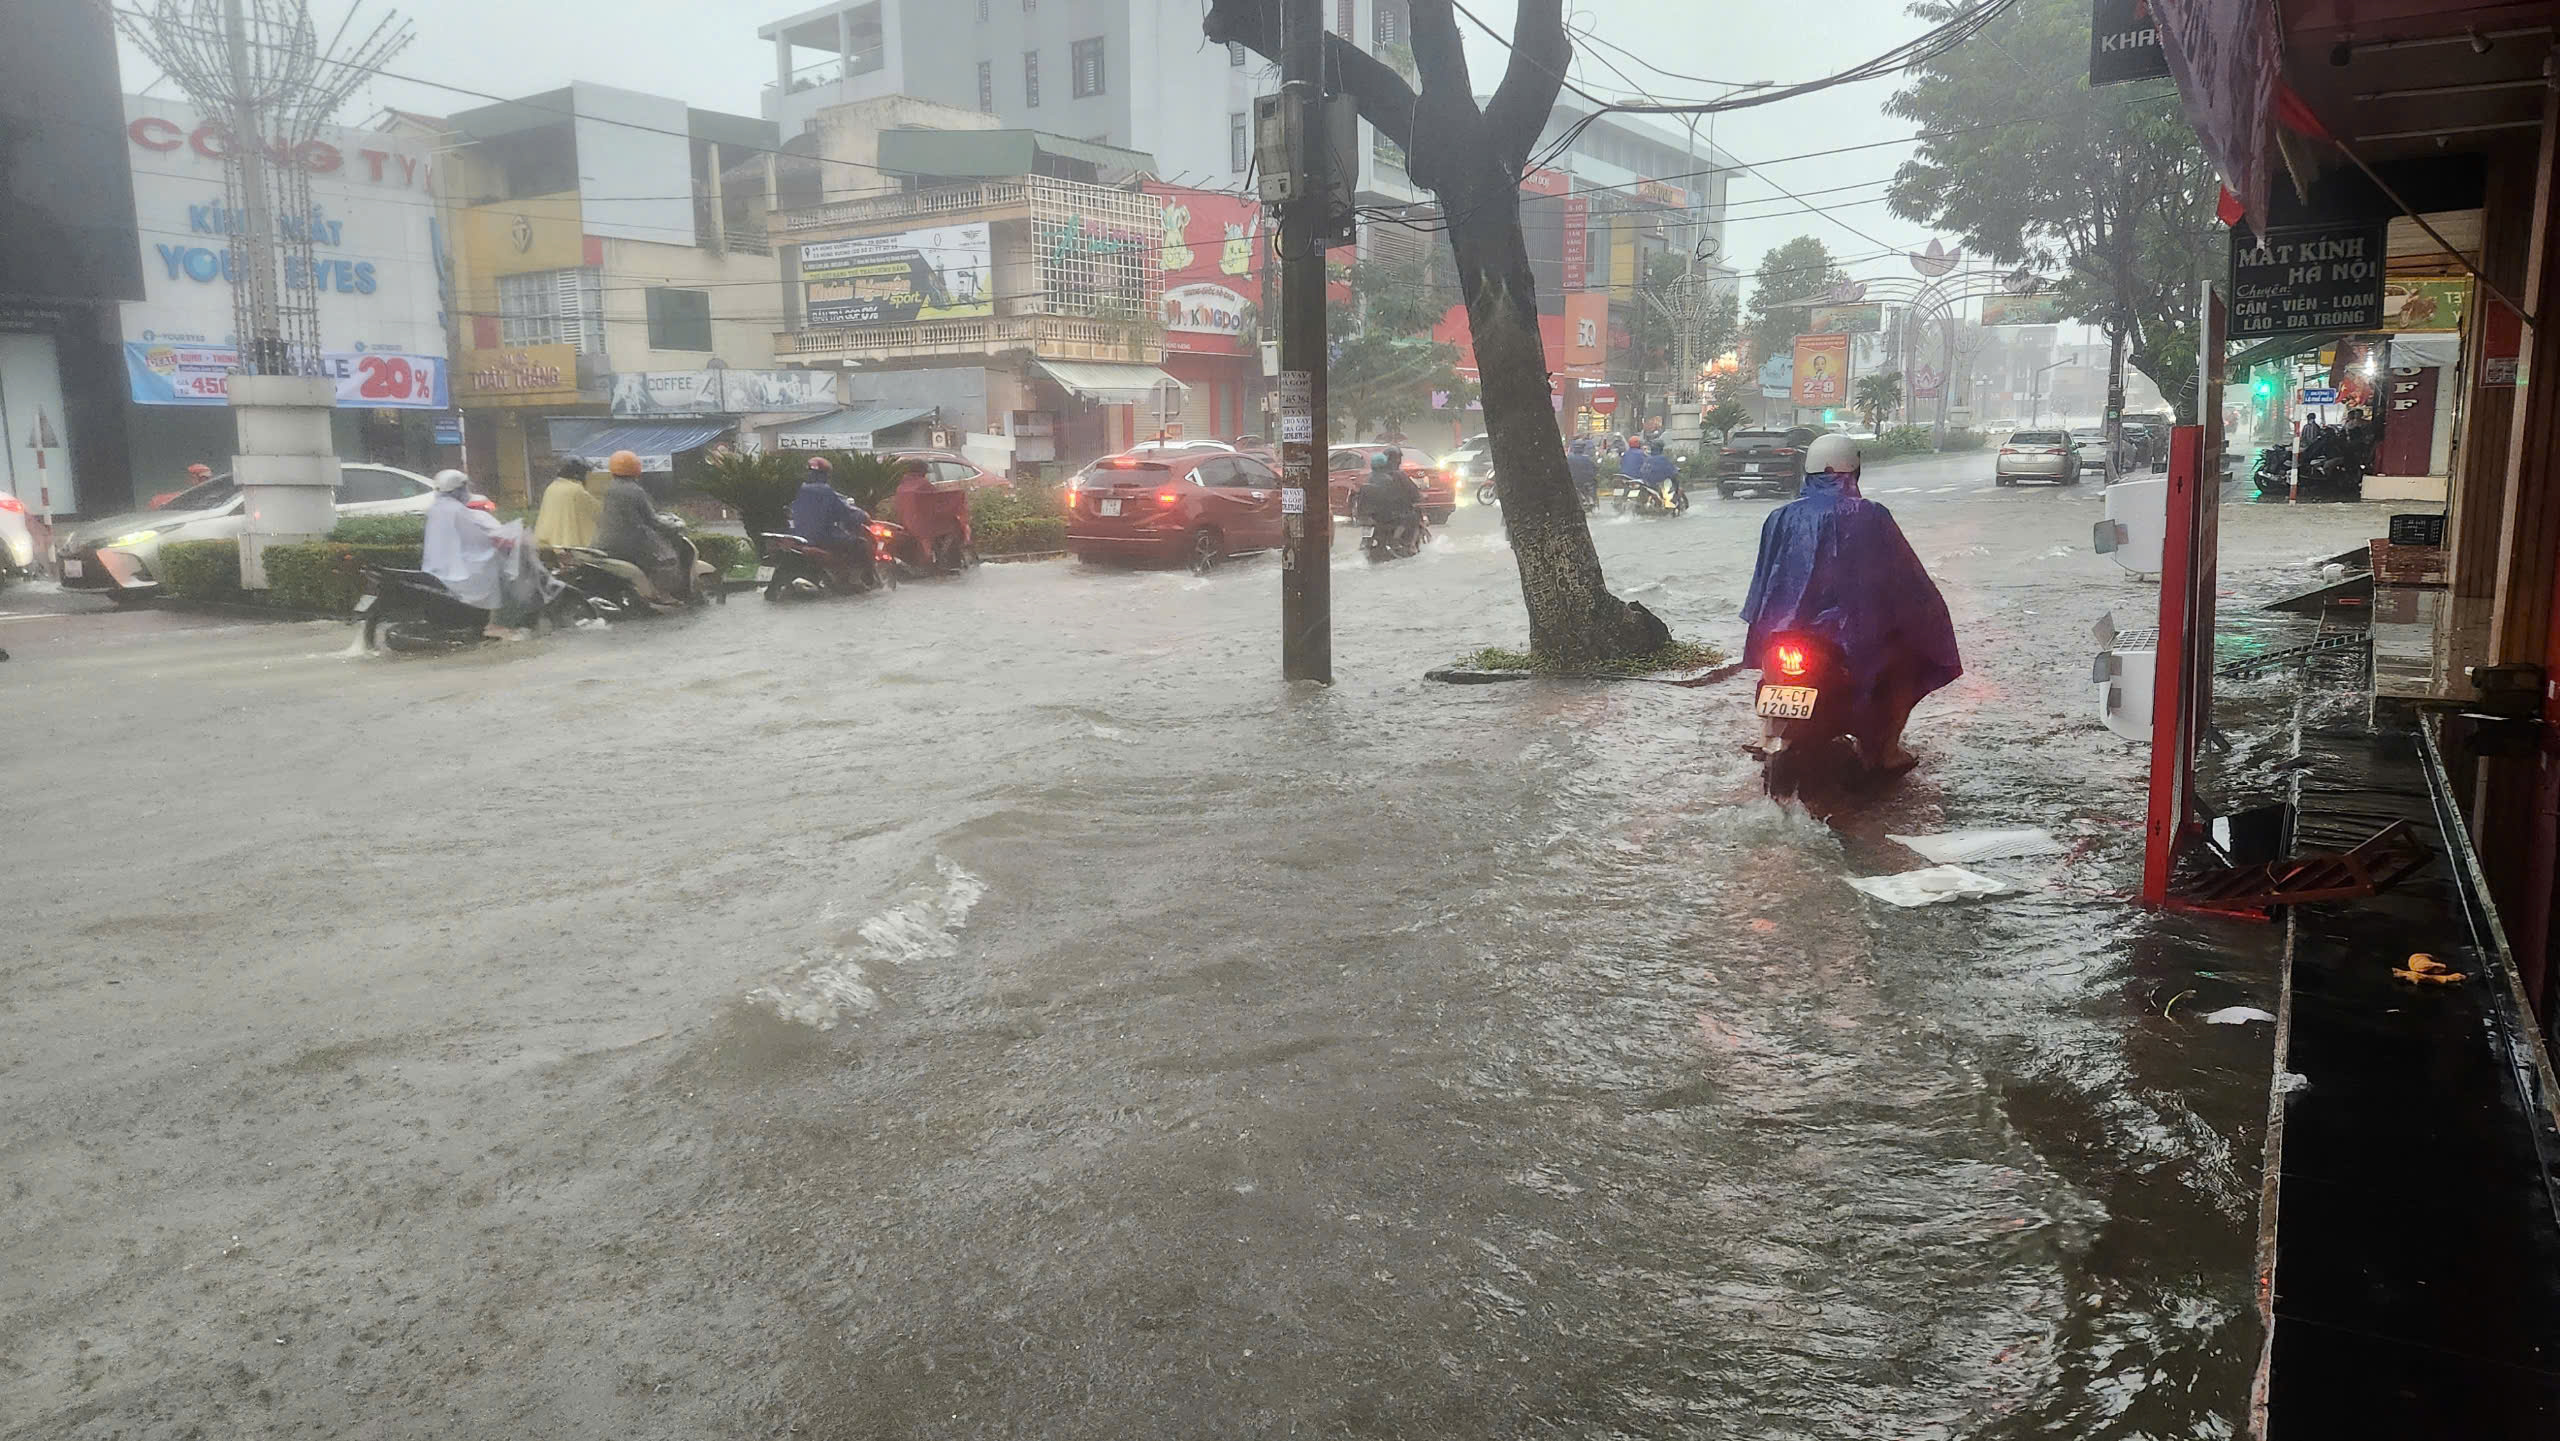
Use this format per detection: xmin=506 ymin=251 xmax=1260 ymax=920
xmin=547 ymin=420 xmax=733 ymax=473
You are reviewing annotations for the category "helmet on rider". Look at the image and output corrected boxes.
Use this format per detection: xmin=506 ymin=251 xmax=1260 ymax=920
xmin=432 ymin=468 xmax=471 ymax=493
xmin=554 ymin=455 xmax=589 ymax=480
xmin=1804 ymin=433 xmax=1863 ymax=477
xmin=805 ymin=455 xmax=832 ymax=475
xmin=1369 ymin=449 xmax=1402 ymax=474
xmin=607 ymin=450 xmax=643 ymax=478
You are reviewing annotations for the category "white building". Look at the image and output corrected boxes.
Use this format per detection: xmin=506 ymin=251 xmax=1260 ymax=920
xmin=755 ymin=0 xmax=1421 ymax=206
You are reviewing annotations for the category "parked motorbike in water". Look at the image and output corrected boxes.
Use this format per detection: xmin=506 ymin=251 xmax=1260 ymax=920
xmin=1362 ymin=513 xmax=1431 ymax=563
xmin=1751 ymin=631 xmax=1869 ymax=799
xmin=2252 ymin=444 xmax=2293 ymax=496
xmin=550 ymin=525 xmax=723 ymax=617
xmin=761 ymin=523 xmax=897 ymax=601
xmin=354 ymin=564 xmax=601 ymax=652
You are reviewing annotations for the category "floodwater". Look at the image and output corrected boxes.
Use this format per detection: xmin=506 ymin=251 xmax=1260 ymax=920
xmin=3 ymin=455 xmax=2397 ymax=1438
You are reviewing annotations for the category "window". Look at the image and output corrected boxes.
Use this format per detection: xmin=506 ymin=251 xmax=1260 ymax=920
xmin=1231 ymin=112 xmax=1248 ymax=173
xmin=1071 ymin=37 xmax=1105 ymax=98
xmin=1229 ymin=41 xmax=1245 ymax=66
xmin=1375 ymin=3 xmax=1403 ymax=46
xmin=977 ymin=60 xmax=993 ymax=113
xmin=1024 ymin=50 xmax=1039 ymax=108
xmin=932 ymin=460 xmax=979 ymax=486
xmin=334 ymin=466 xmax=425 ymax=505
xmin=644 ymin=287 xmax=713 ymax=351
xmin=498 ymin=267 xmax=601 ymax=352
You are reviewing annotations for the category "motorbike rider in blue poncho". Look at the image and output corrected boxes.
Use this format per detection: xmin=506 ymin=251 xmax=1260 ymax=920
xmin=1740 ymin=433 xmax=1962 ymax=774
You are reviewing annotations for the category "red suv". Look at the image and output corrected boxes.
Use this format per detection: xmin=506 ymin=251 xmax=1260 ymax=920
xmin=1326 ymin=445 xmax=1455 ymax=524
xmin=1066 ymin=450 xmax=1286 ymax=571
xmin=885 ymin=450 xmax=1006 ymax=490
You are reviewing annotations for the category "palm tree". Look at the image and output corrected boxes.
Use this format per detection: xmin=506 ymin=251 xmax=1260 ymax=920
xmin=1852 ymin=371 xmax=1905 ymax=433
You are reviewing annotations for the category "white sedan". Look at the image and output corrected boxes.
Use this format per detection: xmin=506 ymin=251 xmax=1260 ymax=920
xmin=54 ymin=463 xmax=440 ymax=603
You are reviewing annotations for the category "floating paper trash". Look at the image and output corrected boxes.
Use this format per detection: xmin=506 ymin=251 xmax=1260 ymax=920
xmin=1887 ymin=828 xmax=2065 ymax=864
xmin=2204 ymin=1006 xmax=2276 ymax=1025
xmin=1845 ymin=865 xmax=2013 ymax=907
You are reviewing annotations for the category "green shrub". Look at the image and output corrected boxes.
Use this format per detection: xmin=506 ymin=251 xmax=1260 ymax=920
xmin=969 ymin=484 xmax=1061 ymax=529
xmin=689 ymin=532 xmax=755 ymax=578
xmin=258 ymin=542 xmax=422 ymax=613
xmin=1941 ymin=428 xmax=1988 ymax=452
xmin=695 ymin=449 xmax=907 ymax=537
xmin=157 ymin=539 xmax=241 ymax=599
xmin=330 ymin=513 xmax=427 ymax=544
xmin=1458 ymin=639 xmax=1725 ymax=677
xmin=977 ymin=516 xmax=1067 ymax=556
xmin=1877 ymin=424 xmax=1934 ymax=456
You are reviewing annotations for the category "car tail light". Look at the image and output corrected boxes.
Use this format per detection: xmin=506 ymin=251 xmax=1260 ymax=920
xmin=1999 ymin=447 xmax=2018 ymax=455
xmin=1774 ymin=642 xmax=1810 ymax=678
xmin=1719 ymin=447 xmax=1736 ymax=457
xmin=1156 ymin=489 xmax=1180 ymax=507
xmin=1772 ymin=448 xmax=1798 ymax=457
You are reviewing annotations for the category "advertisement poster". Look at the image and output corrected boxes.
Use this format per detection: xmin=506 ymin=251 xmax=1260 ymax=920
xmin=1980 ymin=293 xmax=2067 ymax=326
xmin=611 ymin=369 xmax=842 ymax=415
xmin=802 ymin=222 xmax=992 ymax=327
xmin=2228 ymin=219 xmax=2386 ymax=338
xmin=119 ymin=97 xmax=446 ymax=387
xmin=1810 ymin=303 xmax=1882 ymax=334
xmin=125 ymin=341 xmax=447 ymax=408
xmin=1147 ymin=183 xmax=1265 ymax=356
xmin=1791 ymin=333 xmax=1849 ymax=407
xmin=2380 ymin=277 xmax=2469 ymax=333
xmin=1758 ymin=352 xmax=1793 ymax=400
xmin=1561 ymin=196 xmax=1590 ymax=293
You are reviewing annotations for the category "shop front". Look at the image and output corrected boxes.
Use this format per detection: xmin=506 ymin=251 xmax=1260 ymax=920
xmin=1144 ymin=183 xmax=1268 ymax=447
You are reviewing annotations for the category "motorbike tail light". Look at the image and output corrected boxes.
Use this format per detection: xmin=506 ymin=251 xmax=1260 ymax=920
xmin=1773 ymin=642 xmax=1810 ymax=678
xmin=0 ymin=493 xmax=20 ymax=513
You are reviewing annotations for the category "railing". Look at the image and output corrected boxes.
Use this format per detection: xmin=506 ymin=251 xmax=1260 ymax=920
xmin=694 ymin=216 xmax=774 ymax=255
xmin=776 ymin=313 xmax=1159 ymax=364
xmin=775 ymin=181 xmax=1031 ymax=234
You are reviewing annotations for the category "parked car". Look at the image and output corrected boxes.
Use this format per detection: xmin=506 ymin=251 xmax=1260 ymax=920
xmin=54 ymin=463 xmax=441 ymax=603
xmin=1994 ymin=429 xmax=2081 ymax=486
xmin=1065 ymin=450 xmax=1287 ymax=572
xmin=1716 ymin=426 xmax=1821 ymax=498
xmin=1230 ymin=434 xmax=1275 ymax=464
xmin=1325 ymin=445 xmax=1456 ymax=524
xmin=2068 ymin=427 xmax=2112 ymax=475
xmin=884 ymin=449 xmax=1007 ymax=490
xmin=1128 ymin=438 xmax=1236 ymax=456
xmin=1439 ymin=432 xmax=1493 ymax=481
xmin=0 ymin=489 xmax=33 ymax=580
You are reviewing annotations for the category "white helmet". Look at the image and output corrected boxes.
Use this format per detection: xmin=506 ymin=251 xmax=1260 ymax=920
xmin=431 ymin=468 xmax=471 ymax=493
xmin=1804 ymin=433 xmax=1862 ymax=477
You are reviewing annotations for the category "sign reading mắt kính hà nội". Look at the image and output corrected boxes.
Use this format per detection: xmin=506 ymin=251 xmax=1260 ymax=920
xmin=2229 ymin=220 xmax=2388 ymax=338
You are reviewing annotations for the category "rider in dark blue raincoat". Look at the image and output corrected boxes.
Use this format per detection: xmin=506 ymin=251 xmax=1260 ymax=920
xmin=1740 ymin=434 xmax=1961 ymax=771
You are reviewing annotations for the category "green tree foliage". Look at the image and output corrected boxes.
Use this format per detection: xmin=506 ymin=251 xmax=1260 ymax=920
xmin=695 ymin=449 xmax=903 ymax=538
xmin=1328 ymin=254 xmax=1476 ymax=438
xmin=1744 ymin=236 xmax=1844 ymax=370
xmin=1703 ymin=364 xmax=1757 ymax=437
xmin=1884 ymin=0 xmax=2218 ymax=419
xmin=1852 ymin=370 xmax=1905 ymax=432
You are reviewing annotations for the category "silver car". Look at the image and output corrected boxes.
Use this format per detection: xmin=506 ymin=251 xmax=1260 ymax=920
xmin=0 ymin=490 xmax=32 ymax=578
xmin=1994 ymin=429 xmax=2081 ymax=486
xmin=55 ymin=463 xmax=440 ymax=603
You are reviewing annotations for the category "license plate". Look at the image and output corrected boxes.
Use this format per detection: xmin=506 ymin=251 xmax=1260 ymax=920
xmin=353 ymin=592 xmax=376 ymax=613
xmin=1756 ymin=684 xmax=1819 ymax=719
xmin=1099 ymin=498 xmax=1122 ymax=516
xmin=1744 ymin=464 xmax=1761 ymax=474
xmin=60 ymin=557 xmax=82 ymax=578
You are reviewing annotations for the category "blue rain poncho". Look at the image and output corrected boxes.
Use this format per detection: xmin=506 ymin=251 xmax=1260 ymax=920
xmin=1740 ymin=471 xmax=1962 ymax=745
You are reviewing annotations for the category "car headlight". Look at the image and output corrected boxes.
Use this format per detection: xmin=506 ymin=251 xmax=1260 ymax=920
xmin=110 ymin=528 xmax=161 ymax=547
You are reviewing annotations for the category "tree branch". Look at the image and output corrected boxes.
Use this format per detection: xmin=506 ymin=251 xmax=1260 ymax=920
xmin=1485 ymin=0 xmax=1570 ymax=173
xmin=1400 ymin=0 xmax=1488 ymax=191
xmin=1205 ymin=0 xmax=1424 ymax=152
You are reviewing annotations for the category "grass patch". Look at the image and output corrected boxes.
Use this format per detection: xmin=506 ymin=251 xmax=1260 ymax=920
xmin=1460 ymin=639 xmax=1725 ymax=677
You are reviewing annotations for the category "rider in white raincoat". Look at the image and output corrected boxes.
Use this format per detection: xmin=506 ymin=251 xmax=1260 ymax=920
xmin=422 ymin=469 xmax=552 ymax=636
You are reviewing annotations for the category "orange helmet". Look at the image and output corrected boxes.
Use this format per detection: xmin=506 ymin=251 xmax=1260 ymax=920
xmin=607 ymin=450 xmax=642 ymax=477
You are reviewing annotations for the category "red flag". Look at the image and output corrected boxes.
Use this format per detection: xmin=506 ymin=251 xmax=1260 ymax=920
xmin=2274 ymin=81 xmax=2333 ymax=142
xmin=2216 ymin=185 xmax=2245 ymax=228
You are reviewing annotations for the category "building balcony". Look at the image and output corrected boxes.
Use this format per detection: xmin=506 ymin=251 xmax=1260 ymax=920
xmin=771 ymin=180 xmax=1034 ymax=240
xmin=775 ymin=312 xmax=1161 ymax=367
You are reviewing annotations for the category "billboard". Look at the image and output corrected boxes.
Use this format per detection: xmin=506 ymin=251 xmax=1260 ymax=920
xmin=610 ymin=370 xmax=841 ymax=416
xmin=1562 ymin=292 xmax=1609 ymax=378
xmin=1981 ymin=292 xmax=2068 ymax=326
xmin=119 ymin=96 xmax=446 ymax=404
xmin=1791 ymin=333 xmax=1849 ymax=407
xmin=1810 ymin=303 xmax=1882 ymax=334
xmin=2380 ymin=277 xmax=2469 ymax=333
xmin=1146 ymin=183 xmax=1263 ymax=356
xmin=1759 ymin=352 xmax=1793 ymax=399
xmin=802 ymin=223 xmax=993 ymax=328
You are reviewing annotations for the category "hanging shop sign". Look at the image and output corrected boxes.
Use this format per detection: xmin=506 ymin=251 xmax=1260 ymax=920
xmin=2228 ymin=219 xmax=2387 ymax=338
xmin=801 ymin=222 xmax=994 ymax=327
xmin=124 ymin=341 xmax=447 ymax=408
xmin=2090 ymin=0 xmax=2173 ymax=85
xmin=1561 ymin=196 xmax=1590 ymax=293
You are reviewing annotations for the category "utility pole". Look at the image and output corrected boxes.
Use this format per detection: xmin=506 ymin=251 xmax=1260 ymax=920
xmin=1273 ymin=0 xmax=1330 ymax=683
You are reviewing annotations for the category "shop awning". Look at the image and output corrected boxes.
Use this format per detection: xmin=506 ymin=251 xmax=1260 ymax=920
xmin=547 ymin=420 xmax=732 ymax=472
xmin=1035 ymin=362 xmax=1186 ymax=408
xmin=772 ymin=406 xmax=935 ymax=451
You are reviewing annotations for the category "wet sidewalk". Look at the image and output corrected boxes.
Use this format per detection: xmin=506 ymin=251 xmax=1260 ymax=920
xmin=2257 ymin=715 xmax=2560 ymax=1436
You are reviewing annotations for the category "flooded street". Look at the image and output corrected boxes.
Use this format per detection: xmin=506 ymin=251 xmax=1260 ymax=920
xmin=6 ymin=458 xmax=2392 ymax=1438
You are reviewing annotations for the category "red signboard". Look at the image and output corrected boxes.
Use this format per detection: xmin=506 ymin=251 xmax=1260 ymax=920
xmin=1520 ymin=167 xmax=1569 ymax=198
xmin=1561 ymin=196 xmax=1589 ymax=293
xmin=1144 ymin=182 xmax=1265 ymax=357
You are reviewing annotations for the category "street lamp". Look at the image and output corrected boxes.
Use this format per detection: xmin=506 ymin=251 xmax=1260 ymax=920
xmin=2029 ymin=354 xmax=2077 ymax=426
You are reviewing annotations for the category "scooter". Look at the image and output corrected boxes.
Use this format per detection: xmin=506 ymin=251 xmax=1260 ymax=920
xmin=1610 ymin=477 xmax=1689 ymax=517
xmin=1474 ymin=476 xmax=1500 ymax=509
xmin=355 ymin=564 xmax=601 ymax=652
xmin=761 ymin=523 xmax=899 ymax=601
xmin=1362 ymin=513 xmax=1431 ymax=562
xmin=2252 ymin=444 xmax=2292 ymax=496
xmin=550 ymin=525 xmax=723 ymax=618
xmin=1751 ymin=631 xmax=1868 ymax=799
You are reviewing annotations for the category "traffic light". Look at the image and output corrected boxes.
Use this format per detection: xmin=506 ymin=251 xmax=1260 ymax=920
xmin=2253 ymin=374 xmax=2276 ymax=400
xmin=1822 ymin=408 xmax=1837 ymax=423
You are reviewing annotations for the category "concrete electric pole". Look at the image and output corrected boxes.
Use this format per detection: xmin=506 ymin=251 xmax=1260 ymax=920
xmin=1270 ymin=0 xmax=1333 ymax=683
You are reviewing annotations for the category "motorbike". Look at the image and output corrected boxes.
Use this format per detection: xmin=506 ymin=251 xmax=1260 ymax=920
xmin=550 ymin=523 xmax=723 ymax=617
xmin=762 ymin=523 xmax=899 ymax=601
xmin=355 ymin=564 xmax=601 ymax=652
xmin=2252 ymin=444 xmax=2293 ymax=496
xmin=1362 ymin=512 xmax=1431 ymax=563
xmin=1473 ymin=476 xmax=1500 ymax=509
xmin=1610 ymin=477 xmax=1690 ymax=517
xmin=1751 ymin=631 xmax=1868 ymax=799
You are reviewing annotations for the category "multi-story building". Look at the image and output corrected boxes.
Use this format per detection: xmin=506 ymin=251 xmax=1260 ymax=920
xmin=439 ymin=84 xmax=830 ymax=501
xmin=768 ymin=101 xmax=1176 ymax=470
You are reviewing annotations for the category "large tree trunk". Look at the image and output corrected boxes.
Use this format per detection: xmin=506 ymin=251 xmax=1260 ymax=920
xmin=1206 ymin=0 xmax=1667 ymax=665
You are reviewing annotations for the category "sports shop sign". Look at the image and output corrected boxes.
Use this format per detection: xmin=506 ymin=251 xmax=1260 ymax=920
xmin=119 ymin=97 xmax=447 ymax=407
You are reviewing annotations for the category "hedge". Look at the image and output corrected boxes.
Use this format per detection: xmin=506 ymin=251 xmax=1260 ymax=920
xmin=978 ymin=517 xmax=1067 ymax=556
xmin=156 ymin=539 xmax=241 ymax=598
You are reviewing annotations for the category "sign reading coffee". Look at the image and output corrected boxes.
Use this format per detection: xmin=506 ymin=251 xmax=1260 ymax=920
xmin=2228 ymin=220 xmax=2387 ymax=339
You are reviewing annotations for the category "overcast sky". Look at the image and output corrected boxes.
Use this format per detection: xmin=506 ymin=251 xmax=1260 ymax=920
xmin=119 ymin=0 xmax=2070 ymax=309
